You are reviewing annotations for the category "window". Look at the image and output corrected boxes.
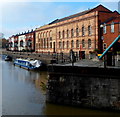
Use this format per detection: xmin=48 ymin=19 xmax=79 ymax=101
xmin=59 ymin=41 xmax=62 ymax=49
xmin=62 ymin=30 xmax=65 ymax=39
xmin=50 ymin=37 xmax=52 ymax=41
xmin=59 ymin=31 xmax=61 ymax=39
xmin=50 ymin=42 xmax=52 ymax=48
xmin=88 ymin=39 xmax=91 ymax=48
xmin=67 ymin=29 xmax=69 ymax=38
xmin=38 ymin=33 xmax=40 ymax=39
xmin=63 ymin=41 xmax=65 ymax=49
xmin=44 ymin=38 xmax=46 ymax=48
xmin=88 ymin=25 xmax=91 ymax=35
xmin=49 ymin=31 xmax=52 ymax=37
xmin=20 ymin=40 xmax=23 ymax=47
xmin=67 ymin=41 xmax=69 ymax=49
xmin=71 ymin=40 xmax=74 ymax=48
xmin=10 ymin=42 xmax=13 ymax=47
xmin=111 ymin=22 xmax=114 ymax=33
xmin=46 ymin=32 xmax=48 ymax=37
xmin=41 ymin=39 xmax=43 ymax=48
xmin=103 ymin=43 xmax=107 ymax=50
xmin=27 ymin=40 xmax=32 ymax=47
xmin=82 ymin=26 xmax=85 ymax=36
xmin=41 ymin=33 xmax=43 ymax=38
xmin=47 ymin=38 xmax=49 ymax=48
xmin=43 ymin=32 xmax=45 ymax=38
xmin=76 ymin=28 xmax=79 ymax=37
xmin=71 ymin=29 xmax=74 ymax=38
xmin=103 ymin=24 xmax=106 ymax=34
xmin=82 ymin=39 xmax=85 ymax=48
xmin=76 ymin=40 xmax=79 ymax=48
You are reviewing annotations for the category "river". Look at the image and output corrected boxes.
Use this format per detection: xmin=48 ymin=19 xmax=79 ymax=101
xmin=1 ymin=57 xmax=120 ymax=116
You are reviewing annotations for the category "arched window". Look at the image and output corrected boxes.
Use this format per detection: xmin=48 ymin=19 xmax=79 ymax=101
xmin=49 ymin=31 xmax=52 ymax=37
xmin=76 ymin=40 xmax=79 ymax=48
xmin=50 ymin=42 xmax=52 ymax=48
xmin=82 ymin=39 xmax=85 ymax=48
xmin=59 ymin=41 xmax=62 ymax=48
xmin=47 ymin=38 xmax=49 ymax=48
xmin=67 ymin=41 xmax=69 ymax=49
xmin=88 ymin=25 xmax=91 ymax=35
xmin=88 ymin=39 xmax=91 ymax=48
xmin=20 ymin=40 xmax=23 ymax=47
xmin=38 ymin=33 xmax=41 ymax=39
xmin=82 ymin=26 xmax=85 ymax=36
xmin=41 ymin=39 xmax=43 ymax=48
xmin=44 ymin=38 xmax=46 ymax=48
xmin=62 ymin=30 xmax=65 ymax=39
xmin=40 ymin=33 xmax=42 ymax=38
xmin=71 ymin=40 xmax=74 ymax=48
xmin=43 ymin=32 xmax=45 ymax=38
xmin=59 ymin=31 xmax=61 ymax=39
xmin=67 ymin=29 xmax=69 ymax=38
xmin=71 ymin=29 xmax=74 ymax=38
xmin=46 ymin=32 xmax=48 ymax=37
xmin=76 ymin=28 xmax=79 ymax=37
xmin=63 ymin=41 xmax=65 ymax=49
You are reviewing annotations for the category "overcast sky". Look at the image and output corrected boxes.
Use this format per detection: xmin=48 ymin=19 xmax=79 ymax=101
xmin=0 ymin=0 xmax=119 ymax=38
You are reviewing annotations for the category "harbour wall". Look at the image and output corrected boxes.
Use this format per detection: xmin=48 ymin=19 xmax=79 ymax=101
xmin=2 ymin=51 xmax=70 ymax=64
xmin=47 ymin=65 xmax=120 ymax=111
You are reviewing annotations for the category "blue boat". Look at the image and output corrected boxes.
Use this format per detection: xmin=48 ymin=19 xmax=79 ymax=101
xmin=14 ymin=58 xmax=42 ymax=70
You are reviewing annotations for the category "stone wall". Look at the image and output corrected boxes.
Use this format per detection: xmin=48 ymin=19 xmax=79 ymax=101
xmin=47 ymin=66 xmax=120 ymax=111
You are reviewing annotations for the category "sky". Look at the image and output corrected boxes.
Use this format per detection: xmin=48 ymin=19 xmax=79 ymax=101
xmin=0 ymin=0 xmax=119 ymax=39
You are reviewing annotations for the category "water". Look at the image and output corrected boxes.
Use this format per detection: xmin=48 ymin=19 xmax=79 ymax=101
xmin=1 ymin=57 xmax=120 ymax=115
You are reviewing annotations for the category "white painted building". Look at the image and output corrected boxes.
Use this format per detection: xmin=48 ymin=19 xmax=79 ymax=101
xmin=18 ymin=34 xmax=26 ymax=51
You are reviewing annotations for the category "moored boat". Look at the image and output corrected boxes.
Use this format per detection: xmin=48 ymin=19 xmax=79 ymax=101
xmin=14 ymin=58 xmax=44 ymax=70
xmin=5 ymin=55 xmax=12 ymax=61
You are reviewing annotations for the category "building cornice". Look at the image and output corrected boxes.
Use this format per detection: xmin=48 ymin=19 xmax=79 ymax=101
xmin=36 ymin=13 xmax=98 ymax=32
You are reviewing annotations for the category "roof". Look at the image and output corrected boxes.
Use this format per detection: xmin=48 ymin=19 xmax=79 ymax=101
xmin=101 ymin=16 xmax=120 ymax=24
xmin=48 ymin=5 xmax=112 ymax=25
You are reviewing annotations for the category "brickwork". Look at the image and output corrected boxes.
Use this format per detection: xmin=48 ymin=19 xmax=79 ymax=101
xmin=35 ymin=5 xmax=119 ymax=58
xmin=102 ymin=16 xmax=120 ymax=51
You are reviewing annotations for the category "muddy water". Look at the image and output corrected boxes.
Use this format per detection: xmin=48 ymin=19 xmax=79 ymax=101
xmin=1 ymin=59 xmax=120 ymax=116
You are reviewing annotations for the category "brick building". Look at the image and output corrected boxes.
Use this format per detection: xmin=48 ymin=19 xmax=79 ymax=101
xmin=25 ymin=30 xmax=35 ymax=52
xmin=8 ymin=35 xmax=14 ymax=51
xmin=8 ymin=30 xmax=35 ymax=52
xmin=101 ymin=15 xmax=120 ymax=52
xmin=35 ymin=5 xmax=119 ymax=58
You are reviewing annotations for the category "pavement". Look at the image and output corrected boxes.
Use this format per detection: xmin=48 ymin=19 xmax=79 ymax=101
xmin=61 ymin=58 xmax=104 ymax=67
xmin=52 ymin=58 xmax=120 ymax=69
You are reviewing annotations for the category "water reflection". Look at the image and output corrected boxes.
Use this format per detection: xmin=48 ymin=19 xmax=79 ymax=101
xmin=1 ymin=58 xmax=120 ymax=115
xmin=2 ymin=60 xmax=47 ymax=115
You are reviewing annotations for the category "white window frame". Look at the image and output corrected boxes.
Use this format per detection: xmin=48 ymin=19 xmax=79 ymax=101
xmin=111 ymin=22 xmax=114 ymax=33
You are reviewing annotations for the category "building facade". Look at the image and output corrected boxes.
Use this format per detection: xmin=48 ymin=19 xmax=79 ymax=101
xmin=8 ymin=36 xmax=14 ymax=51
xmin=25 ymin=30 xmax=35 ymax=52
xmin=35 ymin=5 xmax=118 ymax=58
xmin=102 ymin=15 xmax=120 ymax=52
xmin=18 ymin=34 xmax=26 ymax=51
xmin=8 ymin=30 xmax=35 ymax=52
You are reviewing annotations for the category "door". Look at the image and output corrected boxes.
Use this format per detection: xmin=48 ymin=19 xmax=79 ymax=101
xmin=79 ymin=51 xmax=85 ymax=59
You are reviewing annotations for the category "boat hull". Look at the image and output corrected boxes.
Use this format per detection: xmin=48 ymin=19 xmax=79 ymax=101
xmin=14 ymin=63 xmax=36 ymax=70
xmin=14 ymin=59 xmax=41 ymax=70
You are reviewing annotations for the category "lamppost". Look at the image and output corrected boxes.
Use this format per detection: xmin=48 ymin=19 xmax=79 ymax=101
xmin=100 ymin=24 xmax=106 ymax=68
